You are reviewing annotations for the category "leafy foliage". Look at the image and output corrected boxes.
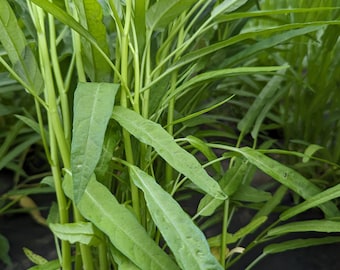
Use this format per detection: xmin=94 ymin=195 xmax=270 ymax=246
xmin=0 ymin=0 xmax=339 ymax=269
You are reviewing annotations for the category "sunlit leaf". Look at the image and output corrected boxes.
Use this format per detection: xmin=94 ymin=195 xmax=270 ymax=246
xmin=63 ymin=174 xmax=180 ymax=270
xmin=112 ymin=106 xmax=226 ymax=199
xmin=71 ymin=82 xmax=119 ymax=203
xmin=49 ymin=222 xmax=103 ymax=246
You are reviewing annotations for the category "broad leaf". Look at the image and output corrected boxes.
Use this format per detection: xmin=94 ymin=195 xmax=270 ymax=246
xmin=111 ymin=106 xmax=226 ymax=200
xmin=130 ymin=165 xmax=223 ymax=270
xmin=71 ymin=82 xmax=119 ymax=203
xmin=63 ymin=174 xmax=179 ymax=270
xmin=0 ymin=0 xmax=43 ymax=94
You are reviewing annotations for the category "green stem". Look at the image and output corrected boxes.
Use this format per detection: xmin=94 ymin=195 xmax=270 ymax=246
xmin=220 ymin=200 xmax=229 ymax=267
xmin=121 ymin=0 xmax=141 ymax=221
xmin=30 ymin=4 xmax=72 ymax=269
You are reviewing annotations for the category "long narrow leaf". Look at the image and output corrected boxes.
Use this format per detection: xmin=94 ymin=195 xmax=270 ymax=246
xmin=237 ymin=68 xmax=287 ymax=138
xmin=74 ymin=0 xmax=111 ymax=81
xmin=267 ymin=220 xmax=340 ymax=236
xmin=111 ymin=106 xmax=226 ymax=200
xmin=237 ymin=147 xmax=339 ymax=218
xmin=280 ymin=183 xmax=340 ymax=221
xmin=63 ymin=174 xmax=179 ymax=270
xmin=71 ymin=82 xmax=119 ymax=203
xmin=130 ymin=165 xmax=223 ymax=270
xmin=264 ymin=237 xmax=340 ymax=255
xmin=211 ymin=0 xmax=248 ymax=18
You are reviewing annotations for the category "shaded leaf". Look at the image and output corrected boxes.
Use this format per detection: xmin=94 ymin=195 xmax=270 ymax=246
xmin=112 ymin=106 xmax=226 ymax=199
xmin=0 ymin=234 xmax=11 ymax=266
xmin=280 ymin=183 xmax=340 ymax=221
xmin=211 ymin=0 xmax=248 ymax=18
xmin=237 ymin=147 xmax=339 ymax=218
xmin=268 ymin=220 xmax=340 ymax=236
xmin=74 ymin=0 xmax=111 ymax=81
xmin=146 ymin=0 xmax=196 ymax=31
xmin=197 ymin=158 xmax=248 ymax=216
xmin=130 ymin=165 xmax=223 ymax=270
xmin=0 ymin=0 xmax=43 ymax=94
xmin=264 ymin=237 xmax=340 ymax=255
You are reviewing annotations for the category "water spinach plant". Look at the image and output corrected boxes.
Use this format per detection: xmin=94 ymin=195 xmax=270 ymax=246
xmin=0 ymin=0 xmax=340 ymax=269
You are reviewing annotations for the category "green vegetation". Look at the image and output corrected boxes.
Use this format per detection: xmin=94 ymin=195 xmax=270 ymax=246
xmin=0 ymin=0 xmax=339 ymax=269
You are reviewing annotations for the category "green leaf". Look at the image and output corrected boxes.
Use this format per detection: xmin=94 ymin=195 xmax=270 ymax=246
xmin=268 ymin=220 xmax=340 ymax=236
xmin=232 ymin=185 xmax=272 ymax=203
xmin=237 ymin=147 xmax=339 ymax=218
xmin=211 ymin=0 xmax=248 ymax=18
xmin=129 ymin=165 xmax=223 ymax=270
xmin=302 ymin=144 xmax=324 ymax=163
xmin=49 ymin=222 xmax=103 ymax=246
xmin=0 ymin=134 xmax=41 ymax=171
xmin=0 ymin=234 xmax=11 ymax=266
xmin=15 ymin=114 xmax=44 ymax=135
xmin=110 ymin=245 xmax=141 ymax=270
xmin=146 ymin=0 xmax=196 ymax=31
xmin=167 ymin=66 xmax=289 ymax=104
xmin=264 ymin=237 xmax=340 ymax=255
xmin=170 ymin=24 xmax=323 ymax=80
xmin=0 ymin=0 xmax=43 ymax=94
xmin=23 ymin=247 xmax=48 ymax=265
xmin=28 ymin=259 xmax=60 ymax=270
xmin=207 ymin=216 xmax=267 ymax=245
xmin=222 ymin=25 xmax=323 ymax=67
xmin=63 ymin=174 xmax=179 ymax=270
xmin=237 ymin=68 xmax=287 ymax=138
xmin=185 ymin=135 xmax=221 ymax=174
xmin=197 ymin=158 xmax=248 ymax=217
xmin=280 ymin=183 xmax=340 ymax=221
xmin=111 ymin=106 xmax=226 ymax=200
xmin=74 ymin=0 xmax=111 ymax=81
xmin=71 ymin=82 xmax=119 ymax=203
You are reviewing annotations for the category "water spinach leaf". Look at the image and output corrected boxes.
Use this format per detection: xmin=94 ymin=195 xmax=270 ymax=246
xmin=130 ymin=165 xmax=223 ymax=270
xmin=71 ymin=82 xmax=119 ymax=203
xmin=63 ymin=174 xmax=179 ymax=270
xmin=111 ymin=106 xmax=226 ymax=200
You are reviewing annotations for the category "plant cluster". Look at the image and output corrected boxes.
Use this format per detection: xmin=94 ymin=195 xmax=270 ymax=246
xmin=0 ymin=0 xmax=339 ymax=269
